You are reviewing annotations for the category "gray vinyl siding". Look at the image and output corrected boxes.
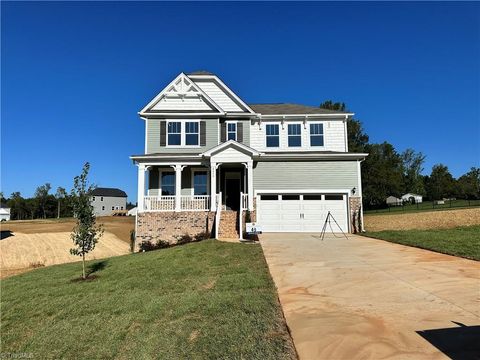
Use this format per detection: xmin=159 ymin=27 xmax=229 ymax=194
xmin=253 ymin=160 xmax=359 ymax=191
xmin=91 ymin=196 xmax=127 ymax=216
xmin=146 ymin=119 xmax=218 ymax=154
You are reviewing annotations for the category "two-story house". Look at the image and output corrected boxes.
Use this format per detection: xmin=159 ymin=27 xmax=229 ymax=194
xmin=131 ymin=71 xmax=367 ymax=243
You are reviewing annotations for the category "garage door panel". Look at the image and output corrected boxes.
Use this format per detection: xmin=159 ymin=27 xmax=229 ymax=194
xmin=257 ymin=193 xmax=348 ymax=233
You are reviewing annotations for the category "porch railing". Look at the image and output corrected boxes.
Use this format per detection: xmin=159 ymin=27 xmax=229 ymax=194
xmin=144 ymin=195 xmax=210 ymax=211
xmin=180 ymin=195 xmax=210 ymax=211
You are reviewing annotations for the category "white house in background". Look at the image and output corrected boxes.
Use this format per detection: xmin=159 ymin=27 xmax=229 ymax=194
xmin=90 ymin=188 xmax=127 ymax=216
xmin=0 ymin=203 xmax=11 ymax=221
xmin=386 ymin=196 xmax=402 ymax=206
xmin=131 ymin=71 xmax=368 ymax=244
xmin=401 ymin=193 xmax=423 ymax=204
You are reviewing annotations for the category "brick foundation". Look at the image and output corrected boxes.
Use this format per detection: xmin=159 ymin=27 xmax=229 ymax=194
xmin=136 ymin=211 xmax=215 ymax=249
xmin=349 ymin=196 xmax=363 ymax=233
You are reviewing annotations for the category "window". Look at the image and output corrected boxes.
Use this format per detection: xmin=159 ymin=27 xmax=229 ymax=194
xmin=227 ymin=122 xmax=237 ymax=141
xmin=161 ymin=172 xmax=176 ymax=195
xmin=282 ymin=194 xmax=300 ymax=200
xmin=303 ymin=195 xmax=323 ymax=201
xmin=288 ymin=124 xmax=302 ymax=147
xmin=266 ymin=124 xmax=279 ymax=147
xmin=112 ymin=206 xmax=115 ymax=210
xmin=193 ymin=171 xmax=208 ymax=195
xmin=121 ymin=206 xmax=123 ymax=210
xmin=101 ymin=197 xmax=103 ymax=201
xmin=102 ymin=206 xmax=105 ymax=210
xmin=92 ymin=196 xmax=95 ymax=201
xmin=325 ymin=194 xmax=344 ymax=201
xmin=167 ymin=122 xmax=181 ymax=146
xmin=310 ymin=123 xmax=324 ymax=146
xmin=185 ymin=121 xmax=199 ymax=146
xmin=261 ymin=195 xmax=279 ymax=200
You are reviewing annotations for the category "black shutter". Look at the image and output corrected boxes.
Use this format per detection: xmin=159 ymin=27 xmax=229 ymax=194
xmin=159 ymin=121 xmax=166 ymax=147
xmin=220 ymin=122 xmax=226 ymax=143
xmin=237 ymin=122 xmax=243 ymax=143
xmin=200 ymin=121 xmax=206 ymax=146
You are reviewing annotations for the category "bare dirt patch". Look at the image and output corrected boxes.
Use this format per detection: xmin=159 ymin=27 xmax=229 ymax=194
xmin=364 ymin=207 xmax=480 ymax=231
xmin=0 ymin=231 xmax=130 ymax=279
xmin=1 ymin=216 xmax=134 ymax=242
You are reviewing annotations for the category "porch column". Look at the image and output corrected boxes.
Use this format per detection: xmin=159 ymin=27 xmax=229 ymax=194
xmin=210 ymin=162 xmax=217 ymax=211
xmin=137 ymin=164 xmax=146 ymax=212
xmin=247 ymin=160 xmax=254 ymax=211
xmin=172 ymin=165 xmax=184 ymax=212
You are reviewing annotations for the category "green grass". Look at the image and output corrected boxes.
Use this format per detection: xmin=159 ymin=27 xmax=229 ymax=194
xmin=1 ymin=240 xmax=296 ymax=359
xmin=365 ymin=225 xmax=480 ymax=260
xmin=365 ymin=199 xmax=480 ymax=215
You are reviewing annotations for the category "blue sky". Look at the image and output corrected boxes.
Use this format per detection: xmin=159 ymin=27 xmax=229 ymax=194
xmin=2 ymin=2 xmax=479 ymax=202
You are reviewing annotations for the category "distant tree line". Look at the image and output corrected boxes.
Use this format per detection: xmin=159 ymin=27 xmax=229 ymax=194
xmin=1 ymin=186 xmax=135 ymax=221
xmin=319 ymin=101 xmax=480 ymax=208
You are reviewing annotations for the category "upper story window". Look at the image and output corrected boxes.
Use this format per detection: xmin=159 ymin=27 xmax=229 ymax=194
xmin=310 ymin=123 xmax=324 ymax=146
xmin=288 ymin=124 xmax=302 ymax=147
xmin=185 ymin=122 xmax=199 ymax=146
xmin=193 ymin=171 xmax=208 ymax=195
xmin=227 ymin=122 xmax=237 ymax=141
xmin=161 ymin=171 xmax=176 ymax=195
xmin=92 ymin=196 xmax=95 ymax=201
xmin=266 ymin=124 xmax=280 ymax=147
xmin=101 ymin=197 xmax=104 ymax=201
xmin=167 ymin=122 xmax=181 ymax=146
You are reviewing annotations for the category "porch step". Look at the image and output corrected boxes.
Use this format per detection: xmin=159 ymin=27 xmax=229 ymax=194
xmin=218 ymin=210 xmax=239 ymax=239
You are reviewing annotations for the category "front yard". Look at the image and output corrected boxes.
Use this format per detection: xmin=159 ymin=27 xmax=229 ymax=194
xmin=365 ymin=225 xmax=480 ymax=260
xmin=1 ymin=240 xmax=296 ymax=359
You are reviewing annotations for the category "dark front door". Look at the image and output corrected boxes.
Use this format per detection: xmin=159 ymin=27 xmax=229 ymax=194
xmin=225 ymin=178 xmax=241 ymax=210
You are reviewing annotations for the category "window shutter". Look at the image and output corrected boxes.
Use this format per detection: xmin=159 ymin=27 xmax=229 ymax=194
xmin=237 ymin=122 xmax=243 ymax=143
xmin=220 ymin=122 xmax=226 ymax=143
xmin=200 ymin=121 xmax=206 ymax=146
xmin=159 ymin=121 xmax=166 ymax=147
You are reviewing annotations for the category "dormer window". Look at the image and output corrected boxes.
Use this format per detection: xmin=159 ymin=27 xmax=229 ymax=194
xmin=227 ymin=122 xmax=237 ymax=141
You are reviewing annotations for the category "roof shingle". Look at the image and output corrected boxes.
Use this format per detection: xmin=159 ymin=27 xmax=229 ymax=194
xmin=249 ymin=103 xmax=348 ymax=115
xmin=90 ymin=188 xmax=127 ymax=198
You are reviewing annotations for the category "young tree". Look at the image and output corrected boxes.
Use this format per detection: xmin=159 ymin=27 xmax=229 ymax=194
xmin=34 ymin=183 xmax=51 ymax=219
xmin=55 ymin=187 xmax=67 ymax=218
xmin=70 ymin=163 xmax=103 ymax=279
xmin=457 ymin=167 xmax=480 ymax=200
xmin=402 ymin=148 xmax=426 ymax=195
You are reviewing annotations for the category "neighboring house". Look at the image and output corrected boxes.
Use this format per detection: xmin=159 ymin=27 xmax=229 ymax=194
xmin=386 ymin=196 xmax=402 ymax=206
xmin=90 ymin=188 xmax=127 ymax=216
xmin=0 ymin=203 xmax=11 ymax=221
xmin=402 ymin=193 xmax=423 ymax=204
xmin=131 ymin=71 xmax=368 ymax=243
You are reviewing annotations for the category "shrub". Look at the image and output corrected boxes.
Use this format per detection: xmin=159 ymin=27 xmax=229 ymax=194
xmin=155 ymin=239 xmax=170 ymax=249
xmin=177 ymin=233 xmax=193 ymax=245
xmin=138 ymin=241 xmax=157 ymax=252
xmin=194 ymin=231 xmax=210 ymax=242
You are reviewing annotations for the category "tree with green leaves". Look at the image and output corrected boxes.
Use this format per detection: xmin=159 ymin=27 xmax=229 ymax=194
xmin=401 ymin=148 xmax=426 ymax=195
xmin=34 ymin=183 xmax=51 ymax=219
xmin=70 ymin=163 xmax=103 ymax=279
xmin=457 ymin=167 xmax=480 ymax=200
xmin=55 ymin=187 xmax=67 ymax=218
xmin=425 ymin=164 xmax=456 ymax=200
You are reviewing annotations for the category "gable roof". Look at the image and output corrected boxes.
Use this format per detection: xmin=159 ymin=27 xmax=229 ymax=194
xmin=201 ymin=140 xmax=262 ymax=157
xmin=91 ymin=188 xmax=127 ymax=198
xmin=249 ymin=103 xmax=351 ymax=115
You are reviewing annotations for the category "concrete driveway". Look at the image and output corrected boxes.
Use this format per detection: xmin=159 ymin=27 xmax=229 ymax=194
xmin=260 ymin=233 xmax=480 ymax=360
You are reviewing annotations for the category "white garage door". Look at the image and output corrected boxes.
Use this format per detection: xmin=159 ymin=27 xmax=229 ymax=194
xmin=257 ymin=193 xmax=349 ymax=233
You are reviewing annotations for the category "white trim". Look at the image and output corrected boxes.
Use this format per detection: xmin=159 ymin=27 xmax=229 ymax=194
xmin=139 ymin=73 xmax=223 ymax=115
xmin=225 ymin=120 xmax=237 ymax=142
xmin=201 ymin=139 xmax=261 ymax=157
xmin=255 ymin=189 xmax=351 ymax=195
xmin=166 ymin=119 xmax=201 ymax=148
xmin=191 ymin=168 xmax=210 ymax=196
xmin=257 ymin=113 xmax=354 ymax=119
xmin=344 ymin=117 xmax=349 ymax=152
xmin=145 ymin=119 xmax=149 ymax=153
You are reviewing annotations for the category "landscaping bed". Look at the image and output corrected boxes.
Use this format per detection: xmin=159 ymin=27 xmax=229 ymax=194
xmin=365 ymin=225 xmax=480 ymax=260
xmin=0 ymin=240 xmax=296 ymax=359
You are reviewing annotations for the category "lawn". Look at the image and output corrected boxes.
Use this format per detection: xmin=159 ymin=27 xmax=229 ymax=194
xmin=0 ymin=240 xmax=296 ymax=359
xmin=365 ymin=225 xmax=480 ymax=260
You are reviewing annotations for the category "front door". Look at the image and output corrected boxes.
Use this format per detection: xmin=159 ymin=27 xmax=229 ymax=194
xmin=225 ymin=172 xmax=241 ymax=210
